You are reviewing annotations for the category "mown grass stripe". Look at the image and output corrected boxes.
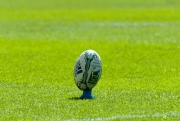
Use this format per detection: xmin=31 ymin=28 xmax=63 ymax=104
xmin=65 ymin=111 xmax=180 ymax=121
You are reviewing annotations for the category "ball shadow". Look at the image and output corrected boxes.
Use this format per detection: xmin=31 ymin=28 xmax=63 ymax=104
xmin=68 ymin=97 xmax=82 ymax=100
xmin=68 ymin=97 xmax=94 ymax=100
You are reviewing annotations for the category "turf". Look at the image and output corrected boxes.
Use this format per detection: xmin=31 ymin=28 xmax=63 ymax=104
xmin=0 ymin=0 xmax=180 ymax=120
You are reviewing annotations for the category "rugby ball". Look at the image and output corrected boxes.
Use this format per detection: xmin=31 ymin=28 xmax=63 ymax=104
xmin=74 ymin=50 xmax=102 ymax=91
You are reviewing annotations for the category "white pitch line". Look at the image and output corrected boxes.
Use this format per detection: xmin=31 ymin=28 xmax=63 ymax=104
xmin=64 ymin=111 xmax=180 ymax=121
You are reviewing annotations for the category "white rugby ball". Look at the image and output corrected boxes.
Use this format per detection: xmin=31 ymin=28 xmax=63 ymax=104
xmin=74 ymin=50 xmax=102 ymax=91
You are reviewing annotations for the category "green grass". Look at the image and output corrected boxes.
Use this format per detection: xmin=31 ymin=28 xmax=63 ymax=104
xmin=0 ymin=0 xmax=180 ymax=120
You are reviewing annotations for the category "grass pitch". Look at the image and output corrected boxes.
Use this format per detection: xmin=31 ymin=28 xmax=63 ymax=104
xmin=0 ymin=0 xmax=180 ymax=120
